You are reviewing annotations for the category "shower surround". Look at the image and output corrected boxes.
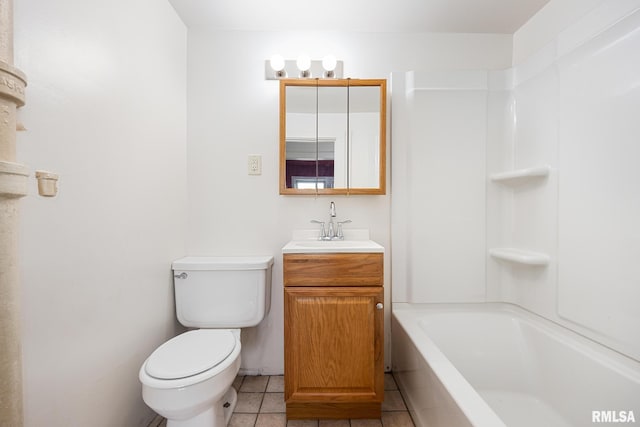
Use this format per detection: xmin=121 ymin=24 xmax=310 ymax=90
xmin=391 ymin=3 xmax=640 ymax=425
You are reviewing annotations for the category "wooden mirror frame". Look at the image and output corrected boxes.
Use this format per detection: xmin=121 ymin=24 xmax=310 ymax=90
xmin=279 ymin=78 xmax=387 ymax=195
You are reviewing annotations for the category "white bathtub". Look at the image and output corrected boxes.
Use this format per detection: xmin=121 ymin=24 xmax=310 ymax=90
xmin=392 ymin=303 xmax=640 ymax=427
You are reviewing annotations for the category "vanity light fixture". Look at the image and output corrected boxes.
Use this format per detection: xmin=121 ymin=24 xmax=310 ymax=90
xmin=265 ymin=55 xmax=343 ymax=80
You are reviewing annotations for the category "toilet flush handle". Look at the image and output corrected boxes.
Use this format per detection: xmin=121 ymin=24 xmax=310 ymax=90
xmin=174 ymin=272 xmax=188 ymax=279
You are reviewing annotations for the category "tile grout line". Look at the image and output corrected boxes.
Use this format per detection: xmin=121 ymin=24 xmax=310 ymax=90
xmin=390 ymin=373 xmax=417 ymax=427
xmin=160 ymin=374 xmax=416 ymax=427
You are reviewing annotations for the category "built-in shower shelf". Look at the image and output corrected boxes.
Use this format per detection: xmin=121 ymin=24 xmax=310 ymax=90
xmin=489 ymin=248 xmax=550 ymax=266
xmin=490 ymin=166 xmax=550 ymax=183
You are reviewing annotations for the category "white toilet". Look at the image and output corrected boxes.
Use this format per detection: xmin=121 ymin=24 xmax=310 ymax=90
xmin=139 ymin=256 xmax=274 ymax=427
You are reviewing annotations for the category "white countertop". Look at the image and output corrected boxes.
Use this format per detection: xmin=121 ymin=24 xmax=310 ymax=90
xmin=283 ymin=229 xmax=384 ymax=254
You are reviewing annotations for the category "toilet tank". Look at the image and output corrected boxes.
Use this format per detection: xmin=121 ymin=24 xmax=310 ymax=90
xmin=172 ymin=256 xmax=274 ymax=328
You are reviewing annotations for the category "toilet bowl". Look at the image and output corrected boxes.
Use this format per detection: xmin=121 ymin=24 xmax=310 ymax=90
xmin=140 ymin=330 xmax=242 ymax=427
xmin=139 ymin=256 xmax=273 ymax=427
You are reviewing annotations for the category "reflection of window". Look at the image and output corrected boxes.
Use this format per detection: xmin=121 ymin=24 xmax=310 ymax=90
xmin=285 ymin=160 xmax=334 ymax=189
xmin=292 ymin=176 xmax=334 ymax=189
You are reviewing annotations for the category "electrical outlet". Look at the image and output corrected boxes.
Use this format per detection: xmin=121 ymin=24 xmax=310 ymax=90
xmin=248 ymin=155 xmax=262 ymax=175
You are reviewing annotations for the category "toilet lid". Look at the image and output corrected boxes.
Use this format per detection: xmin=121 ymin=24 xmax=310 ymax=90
xmin=145 ymin=330 xmax=236 ymax=380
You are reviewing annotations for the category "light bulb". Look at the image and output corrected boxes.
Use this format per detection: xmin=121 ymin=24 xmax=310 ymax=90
xmin=270 ymin=54 xmax=285 ymax=71
xmin=322 ymin=55 xmax=337 ymax=71
xmin=296 ymin=54 xmax=311 ymax=71
xmin=296 ymin=54 xmax=312 ymax=78
xmin=322 ymin=54 xmax=337 ymax=78
xmin=270 ymin=54 xmax=287 ymax=78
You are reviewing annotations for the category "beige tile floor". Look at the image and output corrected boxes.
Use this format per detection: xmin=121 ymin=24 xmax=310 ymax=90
xmin=149 ymin=374 xmax=415 ymax=427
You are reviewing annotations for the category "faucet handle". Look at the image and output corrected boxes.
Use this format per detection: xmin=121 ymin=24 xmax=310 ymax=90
xmin=310 ymin=220 xmax=326 ymax=240
xmin=336 ymin=219 xmax=352 ymax=239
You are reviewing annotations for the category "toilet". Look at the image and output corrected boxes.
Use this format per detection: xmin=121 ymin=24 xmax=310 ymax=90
xmin=139 ymin=256 xmax=274 ymax=427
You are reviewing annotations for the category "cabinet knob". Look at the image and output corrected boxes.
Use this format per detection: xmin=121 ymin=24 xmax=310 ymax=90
xmin=376 ymin=303 xmax=384 ymax=310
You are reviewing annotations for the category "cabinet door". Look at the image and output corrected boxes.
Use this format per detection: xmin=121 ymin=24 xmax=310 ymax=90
xmin=284 ymin=287 xmax=384 ymax=404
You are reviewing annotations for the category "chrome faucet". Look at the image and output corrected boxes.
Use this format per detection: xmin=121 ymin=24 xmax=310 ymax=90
xmin=327 ymin=202 xmax=337 ymax=239
xmin=311 ymin=201 xmax=351 ymax=240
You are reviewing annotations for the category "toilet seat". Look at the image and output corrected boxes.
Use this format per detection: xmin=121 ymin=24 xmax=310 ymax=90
xmin=145 ymin=330 xmax=236 ymax=380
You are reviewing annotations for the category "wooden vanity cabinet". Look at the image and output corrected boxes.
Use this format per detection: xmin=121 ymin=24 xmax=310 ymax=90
xmin=283 ymin=253 xmax=384 ymax=419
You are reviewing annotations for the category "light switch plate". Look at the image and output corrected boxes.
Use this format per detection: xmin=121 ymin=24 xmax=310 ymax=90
xmin=248 ymin=155 xmax=262 ymax=175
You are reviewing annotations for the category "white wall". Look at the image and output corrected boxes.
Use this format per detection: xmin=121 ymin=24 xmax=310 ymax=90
xmin=14 ymin=0 xmax=187 ymax=426
xmin=185 ymin=29 xmax=512 ymax=373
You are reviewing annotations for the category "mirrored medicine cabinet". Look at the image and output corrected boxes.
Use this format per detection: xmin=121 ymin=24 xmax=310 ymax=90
xmin=279 ymin=78 xmax=387 ymax=195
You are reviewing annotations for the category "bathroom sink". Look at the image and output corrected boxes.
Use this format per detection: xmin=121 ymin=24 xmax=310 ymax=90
xmin=282 ymin=239 xmax=384 ymax=254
